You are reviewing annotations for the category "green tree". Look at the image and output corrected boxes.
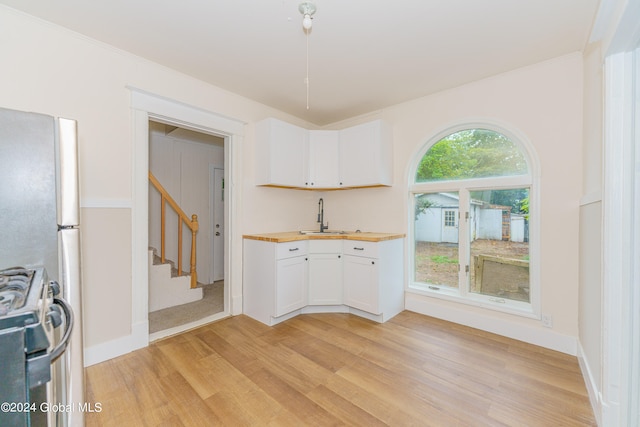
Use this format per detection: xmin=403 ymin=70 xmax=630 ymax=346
xmin=519 ymin=196 xmax=529 ymax=219
xmin=416 ymin=129 xmax=527 ymax=182
xmin=414 ymin=195 xmax=434 ymax=220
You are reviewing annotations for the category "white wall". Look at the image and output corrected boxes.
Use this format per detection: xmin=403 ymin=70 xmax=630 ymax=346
xmin=1 ymin=5 xmax=587 ymax=362
xmin=477 ymin=209 xmax=503 ymax=240
xmin=415 ymin=208 xmax=443 ymax=242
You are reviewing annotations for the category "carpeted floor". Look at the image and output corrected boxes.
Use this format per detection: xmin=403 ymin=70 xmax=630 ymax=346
xmin=148 ymin=281 xmax=224 ymax=333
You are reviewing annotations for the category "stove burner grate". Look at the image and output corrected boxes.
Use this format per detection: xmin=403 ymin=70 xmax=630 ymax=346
xmin=0 ymin=267 xmax=34 ymax=314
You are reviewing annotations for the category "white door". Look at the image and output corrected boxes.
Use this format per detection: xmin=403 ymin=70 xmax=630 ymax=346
xmin=343 ymin=255 xmax=379 ymax=314
xmin=308 ymin=253 xmax=343 ymax=305
xmin=442 ymin=208 xmax=459 ymax=243
xmin=275 ymin=256 xmax=308 ymax=316
xmin=210 ymin=167 xmax=224 ymax=282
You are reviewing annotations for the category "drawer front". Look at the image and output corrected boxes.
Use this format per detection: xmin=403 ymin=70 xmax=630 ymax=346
xmin=342 ymin=240 xmax=378 ymax=258
xmin=308 ymin=239 xmax=342 ymax=254
xmin=276 ymin=240 xmax=309 ymax=259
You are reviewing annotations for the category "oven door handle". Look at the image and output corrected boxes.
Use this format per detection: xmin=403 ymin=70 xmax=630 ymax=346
xmin=50 ymin=296 xmax=74 ymax=362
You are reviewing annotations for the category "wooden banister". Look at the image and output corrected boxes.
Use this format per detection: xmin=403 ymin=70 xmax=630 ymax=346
xmin=149 ymin=171 xmax=199 ymax=288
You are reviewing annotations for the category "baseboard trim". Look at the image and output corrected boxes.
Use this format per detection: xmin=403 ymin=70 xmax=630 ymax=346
xmin=405 ymin=294 xmax=577 ymax=355
xmin=84 ymin=321 xmax=148 ymax=366
xmin=231 ymin=294 xmax=243 ymax=315
xmin=577 ymin=341 xmax=603 ymax=426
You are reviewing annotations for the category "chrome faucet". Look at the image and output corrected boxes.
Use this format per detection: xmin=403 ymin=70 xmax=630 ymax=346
xmin=317 ymin=198 xmax=328 ymax=232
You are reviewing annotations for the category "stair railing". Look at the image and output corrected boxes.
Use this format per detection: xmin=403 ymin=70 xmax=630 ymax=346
xmin=148 ymin=171 xmax=199 ymax=288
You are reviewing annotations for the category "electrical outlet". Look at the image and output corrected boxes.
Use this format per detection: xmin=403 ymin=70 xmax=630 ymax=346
xmin=541 ymin=314 xmax=553 ymax=328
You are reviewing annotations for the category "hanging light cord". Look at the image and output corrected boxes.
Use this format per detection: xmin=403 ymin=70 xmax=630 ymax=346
xmin=305 ymin=31 xmax=310 ymax=110
xmin=299 ymin=2 xmax=316 ymax=110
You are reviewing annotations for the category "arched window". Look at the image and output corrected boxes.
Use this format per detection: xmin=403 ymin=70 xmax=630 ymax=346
xmin=410 ymin=127 xmax=537 ymax=313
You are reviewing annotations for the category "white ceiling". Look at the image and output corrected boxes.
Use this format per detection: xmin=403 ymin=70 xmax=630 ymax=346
xmin=1 ymin=0 xmax=600 ymax=126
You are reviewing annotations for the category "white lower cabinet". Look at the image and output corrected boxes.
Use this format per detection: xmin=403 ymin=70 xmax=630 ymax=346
xmin=275 ymin=255 xmax=309 ymax=316
xmin=244 ymin=237 xmax=404 ymax=326
xmin=342 ymin=238 xmax=404 ymax=319
xmin=308 ymin=240 xmax=343 ymax=305
xmin=243 ymin=239 xmax=308 ymax=325
xmin=343 ymin=254 xmax=379 ymax=314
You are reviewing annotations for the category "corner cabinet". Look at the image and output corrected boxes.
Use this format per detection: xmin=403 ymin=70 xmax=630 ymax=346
xmin=254 ymin=118 xmax=393 ymax=190
xmin=308 ymin=240 xmax=343 ymax=305
xmin=243 ymin=239 xmax=308 ymax=325
xmin=243 ymin=235 xmax=404 ymax=326
xmin=308 ymin=130 xmax=340 ymax=188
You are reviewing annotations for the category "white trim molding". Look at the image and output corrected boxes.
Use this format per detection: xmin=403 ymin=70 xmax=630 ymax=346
xmin=578 ymin=342 xmax=603 ymax=427
xmin=405 ymin=294 xmax=577 ymax=355
xmin=601 ymin=49 xmax=640 ymax=427
xmin=80 ymin=198 xmax=132 ymax=209
xmin=579 ymin=190 xmax=602 ymax=207
xmin=84 ymin=321 xmax=148 ymax=366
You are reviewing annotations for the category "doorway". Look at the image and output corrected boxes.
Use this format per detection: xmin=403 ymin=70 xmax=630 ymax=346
xmin=129 ymin=88 xmax=243 ymax=356
xmin=147 ymin=123 xmax=225 ymax=337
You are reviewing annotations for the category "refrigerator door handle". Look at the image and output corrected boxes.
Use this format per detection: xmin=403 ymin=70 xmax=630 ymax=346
xmin=56 ymin=117 xmax=80 ymax=227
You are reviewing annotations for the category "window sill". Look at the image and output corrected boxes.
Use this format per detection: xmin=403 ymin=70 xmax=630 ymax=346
xmin=407 ymin=283 xmax=538 ymax=319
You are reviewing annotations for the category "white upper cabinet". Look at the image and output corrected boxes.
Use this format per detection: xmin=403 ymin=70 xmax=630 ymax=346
xmin=255 ymin=118 xmax=393 ymax=190
xmin=255 ymin=118 xmax=308 ymax=188
xmin=308 ymin=130 xmax=340 ymax=188
xmin=339 ymin=120 xmax=393 ymax=188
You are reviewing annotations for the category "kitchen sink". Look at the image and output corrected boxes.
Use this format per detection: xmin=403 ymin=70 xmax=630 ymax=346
xmin=299 ymin=230 xmax=347 ymax=235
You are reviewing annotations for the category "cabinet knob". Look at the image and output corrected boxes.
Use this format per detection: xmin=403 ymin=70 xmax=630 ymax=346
xmin=371 ymin=261 xmax=375 ymax=265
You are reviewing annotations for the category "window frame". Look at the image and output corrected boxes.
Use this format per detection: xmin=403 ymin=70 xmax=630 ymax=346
xmin=408 ymin=123 xmax=540 ymax=318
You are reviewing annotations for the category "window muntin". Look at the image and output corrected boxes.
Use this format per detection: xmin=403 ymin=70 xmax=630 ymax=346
xmin=411 ymin=128 xmax=533 ymax=310
xmin=443 ymin=210 xmax=457 ymax=227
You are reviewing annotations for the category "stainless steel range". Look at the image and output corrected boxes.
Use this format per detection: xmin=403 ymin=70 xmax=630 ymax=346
xmin=0 ymin=107 xmax=85 ymax=427
xmin=0 ymin=266 xmax=73 ymax=426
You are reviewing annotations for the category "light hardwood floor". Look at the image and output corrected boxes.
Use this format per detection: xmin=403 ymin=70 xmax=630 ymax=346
xmin=85 ymin=311 xmax=596 ymax=426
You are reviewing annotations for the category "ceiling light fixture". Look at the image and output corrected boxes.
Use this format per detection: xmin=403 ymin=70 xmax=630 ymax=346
xmin=299 ymin=1 xmax=316 ymax=110
xmin=298 ymin=2 xmax=316 ymax=31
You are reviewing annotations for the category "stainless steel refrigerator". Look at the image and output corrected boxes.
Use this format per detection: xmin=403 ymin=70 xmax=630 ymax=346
xmin=0 ymin=107 xmax=85 ymax=427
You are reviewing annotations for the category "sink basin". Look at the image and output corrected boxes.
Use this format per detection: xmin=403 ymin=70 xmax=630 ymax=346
xmin=299 ymin=230 xmax=347 ymax=236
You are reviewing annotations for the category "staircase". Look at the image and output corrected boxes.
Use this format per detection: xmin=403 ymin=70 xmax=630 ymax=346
xmin=148 ymin=248 xmax=203 ymax=312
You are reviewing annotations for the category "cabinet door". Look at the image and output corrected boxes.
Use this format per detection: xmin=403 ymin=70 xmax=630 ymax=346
xmin=308 ymin=253 xmax=342 ymax=305
xmin=343 ymin=255 xmax=380 ymax=314
xmin=308 ymin=130 xmax=340 ymax=188
xmin=275 ymin=256 xmax=308 ymax=316
xmin=256 ymin=118 xmax=308 ymax=187
xmin=339 ymin=120 xmax=392 ymax=187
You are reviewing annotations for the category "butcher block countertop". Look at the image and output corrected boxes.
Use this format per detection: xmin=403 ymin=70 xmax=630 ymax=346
xmin=243 ymin=231 xmax=405 ymax=243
